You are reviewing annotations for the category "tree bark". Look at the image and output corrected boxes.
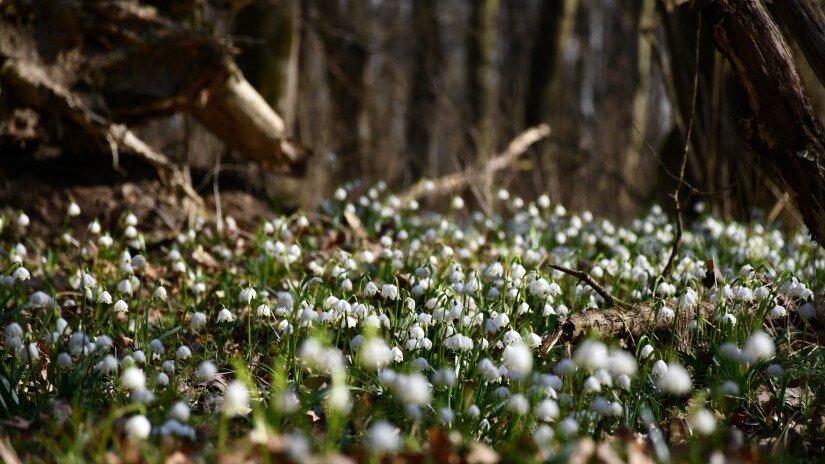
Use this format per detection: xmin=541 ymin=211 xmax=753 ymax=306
xmin=773 ymin=0 xmax=825 ymax=89
xmin=699 ymin=0 xmax=825 ymax=244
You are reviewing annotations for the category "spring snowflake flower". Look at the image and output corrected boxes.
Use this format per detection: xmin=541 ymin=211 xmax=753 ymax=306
xmin=154 ymin=286 xmax=168 ymax=301
xmin=97 ymin=291 xmax=112 ymax=304
xmin=96 ymin=355 xmax=119 ymax=375
xmin=444 ymin=333 xmax=474 ymax=352
xmin=29 ymin=291 xmax=51 ymax=307
xmin=366 ymin=421 xmax=401 ymax=454
xmin=720 ymin=380 xmax=739 ymax=396
xmin=358 ymin=338 xmax=392 ymax=369
xmin=16 ymin=212 xmax=30 ymax=228
xmin=222 ymin=381 xmax=250 ymax=417
xmin=239 ymin=287 xmax=256 ymax=304
xmin=17 ymin=342 xmax=39 ymax=363
xmin=393 ymin=373 xmax=431 ymax=405
xmin=616 ymin=374 xmax=632 ymax=390
xmin=506 ymin=394 xmax=530 ymax=415
xmin=690 ymin=409 xmax=716 ymax=436
xmin=536 ymin=399 xmax=560 ymax=421
xmin=216 ymin=308 xmax=235 ymax=323
xmin=451 ymin=197 xmax=464 ymax=209
xmin=67 ymin=202 xmax=81 ymax=217
xmin=652 ymin=359 xmax=668 ymax=377
xmin=657 ymin=363 xmax=692 ymax=395
xmin=157 ymin=372 xmax=170 ymax=386
xmin=381 ymin=284 xmax=398 ymax=300
xmin=478 ymin=358 xmax=501 ymax=382
xmin=197 ymin=361 xmax=217 ymax=382
xmin=12 ymin=267 xmax=30 ymax=281
xmin=583 ymin=376 xmax=601 ymax=393
xmin=327 ymin=384 xmax=352 ymax=414
xmin=256 ymin=304 xmax=271 ymax=317
xmin=149 ymin=339 xmax=164 ymax=356
xmin=607 ymin=350 xmax=637 ymax=377
xmin=120 ymin=367 xmax=146 ymax=390
xmin=657 ymin=306 xmax=675 ymax=324
xmin=640 ymin=344 xmax=654 ymax=359
xmin=169 ymin=402 xmax=190 ymax=422
xmin=113 ymin=300 xmax=128 ymax=313
xmin=742 ymin=331 xmax=775 ymax=363
xmin=176 ymin=346 xmax=192 ymax=360
xmin=554 ymin=358 xmax=577 ymax=376
xmin=56 ymin=352 xmax=72 ymax=368
xmin=766 ymin=364 xmax=785 ymax=378
xmin=124 ymin=415 xmax=151 ymax=442
xmin=573 ymin=340 xmax=608 ymax=371
xmin=769 ymin=305 xmax=787 ymax=319
xmin=502 ymin=342 xmax=533 ymax=380
xmin=131 ymin=255 xmax=146 ymax=269
xmin=190 ymin=312 xmax=207 ymax=330
xmin=558 ymin=417 xmax=579 ymax=437
xmin=798 ymin=302 xmax=817 ymax=321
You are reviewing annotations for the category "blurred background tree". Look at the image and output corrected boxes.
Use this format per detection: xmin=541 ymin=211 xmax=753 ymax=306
xmin=2 ymin=0 xmax=825 ymax=236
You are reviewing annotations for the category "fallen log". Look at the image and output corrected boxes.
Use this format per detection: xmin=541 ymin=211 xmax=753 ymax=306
xmin=0 ymin=57 xmax=200 ymax=203
xmin=399 ymin=124 xmax=551 ymax=202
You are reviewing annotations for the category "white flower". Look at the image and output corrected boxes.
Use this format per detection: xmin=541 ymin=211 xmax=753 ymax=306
xmin=690 ymin=409 xmax=716 ymax=435
xmin=327 ymin=384 xmax=352 ymax=413
xmin=216 ymin=308 xmax=235 ymax=323
xmin=197 ymin=361 xmax=217 ymax=382
xmin=17 ymin=342 xmax=39 ymax=363
xmin=12 ymin=267 xmax=30 ymax=281
xmin=799 ymin=302 xmax=817 ymax=321
xmin=444 ymin=334 xmax=474 ymax=351
xmin=256 ymin=304 xmax=271 ymax=317
xmin=535 ymin=399 xmax=559 ymax=421
xmin=720 ymin=380 xmax=739 ymax=396
xmin=478 ymin=358 xmax=501 ymax=382
xmin=17 ymin=212 xmax=30 ymax=228
xmin=358 ymin=338 xmax=392 ymax=370
xmin=393 ymin=373 xmax=431 ymax=405
xmin=96 ymin=355 xmax=119 ymax=375
xmin=617 ymin=374 xmax=632 ymax=390
xmin=607 ymin=350 xmax=637 ymax=377
xmin=149 ymin=339 xmax=164 ymax=355
xmin=366 ymin=421 xmax=401 ymax=454
xmin=656 ymin=306 xmax=675 ymax=324
xmin=652 ymin=359 xmax=668 ymax=378
xmin=502 ymin=342 xmax=533 ymax=379
xmin=30 ymin=291 xmax=51 ymax=307
xmin=169 ymin=402 xmax=190 ymax=422
xmin=769 ymin=305 xmax=787 ymax=319
xmin=113 ymin=300 xmax=129 ymax=313
xmin=573 ymin=340 xmax=608 ymax=371
xmin=154 ymin=286 xmax=168 ymax=301
xmin=363 ymin=282 xmax=378 ymax=296
xmin=506 ymin=394 xmax=529 ymax=415
xmin=583 ymin=376 xmax=601 ymax=392
xmin=124 ymin=415 xmax=151 ymax=441
xmin=451 ymin=197 xmax=464 ymax=209
xmin=239 ymin=287 xmax=257 ymax=304
xmin=176 ymin=346 xmax=192 ymax=360
xmin=157 ymin=372 xmax=170 ymax=386
xmin=640 ymin=344 xmax=654 ymax=359
xmin=51 ymin=351 xmax=71 ymax=367
xmin=97 ymin=291 xmax=113 ymax=304
xmin=222 ymin=381 xmax=250 ymax=417
xmin=766 ymin=364 xmax=784 ymax=378
xmin=381 ymin=284 xmax=398 ymax=300
xmin=67 ymin=202 xmax=81 ymax=217
xmin=120 ymin=367 xmax=146 ymax=390
xmin=742 ymin=331 xmax=775 ymax=363
xmin=190 ymin=312 xmax=207 ymax=329
xmin=657 ymin=363 xmax=692 ymax=394
xmin=558 ymin=417 xmax=579 ymax=436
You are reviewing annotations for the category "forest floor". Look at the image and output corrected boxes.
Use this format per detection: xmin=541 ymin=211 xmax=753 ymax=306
xmin=0 ymin=170 xmax=823 ymax=463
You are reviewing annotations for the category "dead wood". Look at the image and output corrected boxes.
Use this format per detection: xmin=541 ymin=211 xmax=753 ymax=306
xmin=0 ymin=57 xmax=200 ymax=203
xmin=774 ymin=0 xmax=825 ymax=89
xmin=398 ymin=124 xmax=551 ymax=202
xmin=0 ymin=0 xmax=308 ymax=175
xmin=698 ymin=0 xmax=825 ymax=244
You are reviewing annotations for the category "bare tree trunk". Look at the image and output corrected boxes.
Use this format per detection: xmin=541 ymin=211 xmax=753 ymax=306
xmin=406 ymin=0 xmax=442 ymax=180
xmin=774 ymin=0 xmax=825 ymax=88
xmin=699 ymin=0 xmax=825 ymax=244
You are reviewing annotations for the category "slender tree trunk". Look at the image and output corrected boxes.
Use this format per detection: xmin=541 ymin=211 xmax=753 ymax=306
xmin=699 ymin=0 xmax=825 ymax=244
xmin=406 ymin=0 xmax=442 ymax=180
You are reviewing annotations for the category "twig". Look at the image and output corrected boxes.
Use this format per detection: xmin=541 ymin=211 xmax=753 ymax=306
xmin=548 ymin=264 xmax=632 ymax=309
xmin=398 ymin=124 xmax=551 ymax=202
xmin=661 ymin=15 xmax=701 ymax=279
